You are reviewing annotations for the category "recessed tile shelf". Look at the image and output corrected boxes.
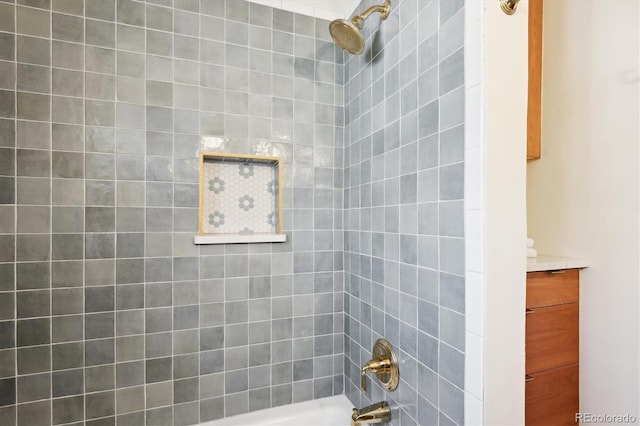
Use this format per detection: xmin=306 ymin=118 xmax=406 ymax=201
xmin=195 ymin=152 xmax=286 ymax=245
xmin=194 ymin=233 xmax=287 ymax=245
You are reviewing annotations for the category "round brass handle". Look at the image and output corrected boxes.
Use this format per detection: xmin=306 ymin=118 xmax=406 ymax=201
xmin=371 ymin=339 xmax=399 ymax=392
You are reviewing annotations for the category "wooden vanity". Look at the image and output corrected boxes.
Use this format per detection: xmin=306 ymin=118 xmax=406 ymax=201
xmin=525 ymin=256 xmax=588 ymax=425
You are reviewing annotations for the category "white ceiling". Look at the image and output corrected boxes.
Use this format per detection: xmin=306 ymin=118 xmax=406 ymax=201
xmin=246 ymin=0 xmax=360 ymax=20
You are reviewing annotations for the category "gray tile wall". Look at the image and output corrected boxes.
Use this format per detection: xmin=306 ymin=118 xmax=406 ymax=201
xmin=0 ymin=0 xmax=345 ymax=424
xmin=341 ymin=0 xmax=465 ymax=425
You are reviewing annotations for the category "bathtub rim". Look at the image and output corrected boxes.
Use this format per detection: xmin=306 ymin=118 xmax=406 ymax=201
xmin=200 ymin=394 xmax=354 ymax=425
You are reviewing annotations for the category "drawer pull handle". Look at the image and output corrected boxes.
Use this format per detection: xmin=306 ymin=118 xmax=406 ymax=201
xmin=526 ymin=308 xmax=535 ymax=314
xmin=525 ymin=375 xmax=534 ymax=382
xmin=548 ymin=270 xmax=567 ymax=274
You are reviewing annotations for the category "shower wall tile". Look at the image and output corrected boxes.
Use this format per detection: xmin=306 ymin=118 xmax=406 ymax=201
xmin=0 ymin=0 xmax=344 ymax=424
xmin=343 ymin=0 xmax=465 ymax=425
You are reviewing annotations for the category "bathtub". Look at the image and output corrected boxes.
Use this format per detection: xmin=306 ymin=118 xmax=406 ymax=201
xmin=203 ymin=395 xmax=355 ymax=425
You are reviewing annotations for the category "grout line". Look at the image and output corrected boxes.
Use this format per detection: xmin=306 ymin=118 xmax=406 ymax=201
xmin=113 ymin=0 xmax=120 ymax=419
xmin=46 ymin=2 xmax=53 ymax=422
xmin=12 ymin=2 xmax=18 ymax=417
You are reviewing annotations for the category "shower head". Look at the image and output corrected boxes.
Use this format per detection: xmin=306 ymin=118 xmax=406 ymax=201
xmin=329 ymin=19 xmax=365 ymax=55
xmin=329 ymin=0 xmax=391 ymax=55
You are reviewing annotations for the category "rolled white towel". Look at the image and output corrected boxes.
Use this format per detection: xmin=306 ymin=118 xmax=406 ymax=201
xmin=527 ymin=248 xmax=537 ymax=258
xmin=527 ymin=238 xmax=535 ymax=248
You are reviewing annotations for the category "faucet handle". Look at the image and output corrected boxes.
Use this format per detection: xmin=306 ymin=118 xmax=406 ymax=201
xmin=361 ymin=365 xmax=368 ymax=392
xmin=361 ymin=358 xmax=391 ymax=392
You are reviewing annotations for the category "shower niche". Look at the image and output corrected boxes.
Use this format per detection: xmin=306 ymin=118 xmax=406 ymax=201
xmin=194 ymin=153 xmax=286 ymax=244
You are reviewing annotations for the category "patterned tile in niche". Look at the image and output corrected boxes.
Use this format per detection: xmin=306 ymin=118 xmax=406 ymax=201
xmin=238 ymin=163 xmax=254 ymax=178
xmin=202 ymin=158 xmax=277 ymax=235
xmin=209 ymin=177 xmax=225 ymax=194
xmin=208 ymin=211 xmax=225 ymax=228
xmin=238 ymin=195 xmax=254 ymax=211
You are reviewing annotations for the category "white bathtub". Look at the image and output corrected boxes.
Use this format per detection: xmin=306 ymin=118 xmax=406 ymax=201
xmin=203 ymin=395 xmax=355 ymax=425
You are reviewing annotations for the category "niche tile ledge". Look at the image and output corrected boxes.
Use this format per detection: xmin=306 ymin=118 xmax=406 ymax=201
xmin=193 ymin=233 xmax=287 ymax=245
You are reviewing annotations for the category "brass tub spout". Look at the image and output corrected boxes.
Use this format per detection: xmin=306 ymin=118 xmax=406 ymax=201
xmin=351 ymin=401 xmax=391 ymax=426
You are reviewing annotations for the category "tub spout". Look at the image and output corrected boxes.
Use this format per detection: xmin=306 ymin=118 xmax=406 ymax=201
xmin=351 ymin=401 xmax=391 ymax=425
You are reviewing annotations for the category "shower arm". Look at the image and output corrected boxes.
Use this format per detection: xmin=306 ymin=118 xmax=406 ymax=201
xmin=351 ymin=0 xmax=391 ymax=29
xmin=500 ymin=0 xmax=520 ymax=15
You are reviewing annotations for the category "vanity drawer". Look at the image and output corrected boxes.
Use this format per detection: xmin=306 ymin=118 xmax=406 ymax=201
xmin=526 ymin=363 xmax=579 ymax=426
xmin=526 ymin=269 xmax=579 ymax=308
xmin=526 ymin=302 xmax=578 ymax=374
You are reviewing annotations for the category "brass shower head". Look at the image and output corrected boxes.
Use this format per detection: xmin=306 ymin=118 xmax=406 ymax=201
xmin=329 ymin=0 xmax=391 ymax=55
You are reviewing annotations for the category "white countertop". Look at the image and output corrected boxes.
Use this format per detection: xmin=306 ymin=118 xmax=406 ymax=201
xmin=527 ymin=254 xmax=589 ymax=272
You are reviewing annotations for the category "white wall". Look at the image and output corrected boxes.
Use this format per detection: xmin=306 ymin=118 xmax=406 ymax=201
xmin=483 ymin=1 xmax=529 ymax=424
xmin=467 ymin=1 xmax=529 ymax=424
xmin=527 ymin=0 xmax=640 ymax=421
xmin=246 ymin=0 xmax=360 ymax=20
